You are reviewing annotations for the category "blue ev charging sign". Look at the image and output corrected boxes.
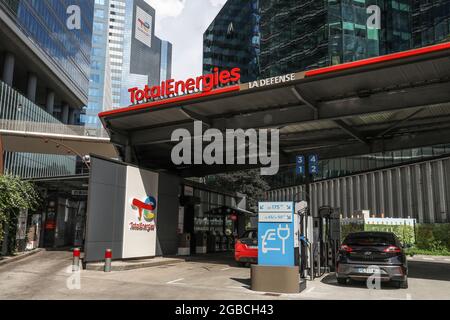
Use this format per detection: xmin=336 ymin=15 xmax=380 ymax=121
xmin=258 ymin=202 xmax=295 ymax=266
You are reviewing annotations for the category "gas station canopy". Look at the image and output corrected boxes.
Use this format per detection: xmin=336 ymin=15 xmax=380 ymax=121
xmin=100 ymin=42 xmax=450 ymax=177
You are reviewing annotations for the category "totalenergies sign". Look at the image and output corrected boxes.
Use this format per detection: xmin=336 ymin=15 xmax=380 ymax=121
xmin=130 ymin=196 xmax=157 ymax=232
xmin=127 ymin=68 xmax=241 ymax=105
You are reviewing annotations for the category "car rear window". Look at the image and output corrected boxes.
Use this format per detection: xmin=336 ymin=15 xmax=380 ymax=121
xmin=241 ymin=230 xmax=257 ymax=239
xmin=344 ymin=233 xmax=396 ymax=246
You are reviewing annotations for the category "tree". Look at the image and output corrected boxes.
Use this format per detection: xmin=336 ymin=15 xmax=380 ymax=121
xmin=0 ymin=175 xmax=41 ymax=254
xmin=205 ymin=169 xmax=270 ymax=211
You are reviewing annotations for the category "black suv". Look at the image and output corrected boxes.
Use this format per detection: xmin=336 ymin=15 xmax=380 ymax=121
xmin=336 ymin=231 xmax=408 ymax=288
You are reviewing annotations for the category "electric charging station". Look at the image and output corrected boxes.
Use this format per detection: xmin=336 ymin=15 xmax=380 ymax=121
xmin=297 ymin=203 xmax=341 ymax=280
xmin=251 ymin=202 xmax=306 ymax=294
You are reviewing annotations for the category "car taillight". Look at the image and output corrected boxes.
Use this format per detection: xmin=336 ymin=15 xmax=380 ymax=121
xmin=384 ymin=246 xmax=401 ymax=253
xmin=340 ymin=244 xmax=353 ymax=253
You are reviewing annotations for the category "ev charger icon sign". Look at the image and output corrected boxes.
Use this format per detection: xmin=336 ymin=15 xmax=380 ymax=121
xmin=258 ymin=202 xmax=295 ymax=266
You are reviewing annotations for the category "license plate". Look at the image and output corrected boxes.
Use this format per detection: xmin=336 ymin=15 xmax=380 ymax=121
xmin=357 ymin=267 xmax=379 ymax=274
xmin=248 ymin=246 xmax=257 ymax=249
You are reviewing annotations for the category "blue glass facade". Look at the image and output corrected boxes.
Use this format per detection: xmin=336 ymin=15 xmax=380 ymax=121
xmin=1 ymin=0 xmax=94 ymax=96
xmin=0 ymin=0 xmax=94 ymax=178
xmin=84 ymin=0 xmax=110 ymax=127
xmin=84 ymin=0 xmax=172 ymax=128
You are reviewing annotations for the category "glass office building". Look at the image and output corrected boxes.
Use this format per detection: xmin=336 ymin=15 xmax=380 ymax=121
xmin=84 ymin=0 xmax=112 ymax=128
xmin=259 ymin=0 xmax=329 ymax=77
xmin=260 ymin=0 xmax=412 ymax=78
xmin=412 ymin=0 xmax=450 ymax=47
xmin=0 ymin=0 xmax=93 ymax=178
xmin=1 ymin=0 xmax=93 ymax=97
xmin=203 ymin=0 xmax=260 ymax=83
xmin=84 ymin=0 xmax=172 ymax=128
xmin=119 ymin=0 xmax=172 ymax=107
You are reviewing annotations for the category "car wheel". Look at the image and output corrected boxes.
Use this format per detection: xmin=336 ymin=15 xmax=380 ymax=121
xmin=337 ymin=277 xmax=347 ymax=285
xmin=394 ymin=278 xmax=408 ymax=289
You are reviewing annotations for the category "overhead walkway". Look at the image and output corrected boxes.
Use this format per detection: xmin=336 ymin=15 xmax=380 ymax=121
xmin=99 ymin=42 xmax=450 ymax=177
xmin=0 ymin=119 xmax=117 ymax=158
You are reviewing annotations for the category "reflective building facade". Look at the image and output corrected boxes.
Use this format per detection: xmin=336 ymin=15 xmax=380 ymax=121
xmin=0 ymin=0 xmax=93 ymax=178
xmin=260 ymin=0 xmax=328 ymax=77
xmin=203 ymin=0 xmax=260 ymax=83
xmin=207 ymin=0 xmax=450 ymax=80
xmin=1 ymin=0 xmax=93 ymax=102
xmin=412 ymin=0 xmax=450 ymax=47
xmin=260 ymin=0 xmax=412 ymax=77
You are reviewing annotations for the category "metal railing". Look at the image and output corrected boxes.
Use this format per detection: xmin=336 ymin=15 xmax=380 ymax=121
xmin=0 ymin=119 xmax=109 ymax=138
xmin=0 ymin=80 xmax=109 ymax=138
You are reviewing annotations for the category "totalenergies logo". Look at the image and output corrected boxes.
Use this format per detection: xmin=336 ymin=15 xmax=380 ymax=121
xmin=131 ymin=196 xmax=156 ymax=223
xmin=137 ymin=18 xmax=150 ymax=33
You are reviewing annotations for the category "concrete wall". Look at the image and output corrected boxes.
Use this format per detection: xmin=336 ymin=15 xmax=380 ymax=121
xmin=266 ymin=156 xmax=450 ymax=223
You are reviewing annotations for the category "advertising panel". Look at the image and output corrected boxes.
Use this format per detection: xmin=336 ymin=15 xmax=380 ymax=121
xmin=135 ymin=6 xmax=152 ymax=48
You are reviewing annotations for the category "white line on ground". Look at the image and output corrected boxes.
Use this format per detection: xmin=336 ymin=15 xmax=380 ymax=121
xmin=406 ymin=294 xmax=412 ymax=300
xmin=221 ymin=267 xmax=231 ymax=271
xmin=305 ymin=286 xmax=316 ymax=294
xmin=444 ymin=259 xmax=450 ymax=262
xmin=167 ymin=278 xmax=184 ymax=284
xmin=423 ymin=257 xmax=435 ymax=260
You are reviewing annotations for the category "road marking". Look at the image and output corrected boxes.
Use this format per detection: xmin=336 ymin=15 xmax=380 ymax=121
xmin=305 ymin=286 xmax=315 ymax=294
xmin=444 ymin=259 xmax=450 ymax=262
xmin=221 ymin=267 xmax=231 ymax=271
xmin=423 ymin=257 xmax=434 ymax=260
xmin=167 ymin=278 xmax=184 ymax=284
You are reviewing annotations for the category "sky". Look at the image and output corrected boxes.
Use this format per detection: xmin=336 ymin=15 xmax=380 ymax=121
xmin=146 ymin=0 xmax=227 ymax=80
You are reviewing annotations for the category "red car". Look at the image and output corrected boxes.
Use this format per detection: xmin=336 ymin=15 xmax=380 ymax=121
xmin=234 ymin=229 xmax=258 ymax=266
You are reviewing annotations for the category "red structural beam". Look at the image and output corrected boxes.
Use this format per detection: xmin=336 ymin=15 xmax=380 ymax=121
xmin=304 ymin=42 xmax=450 ymax=77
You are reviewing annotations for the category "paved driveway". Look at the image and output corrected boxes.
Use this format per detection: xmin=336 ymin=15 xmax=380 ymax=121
xmin=0 ymin=250 xmax=449 ymax=300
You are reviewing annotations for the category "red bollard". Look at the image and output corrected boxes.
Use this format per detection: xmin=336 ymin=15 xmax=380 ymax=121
xmin=72 ymin=248 xmax=80 ymax=271
xmin=104 ymin=249 xmax=112 ymax=272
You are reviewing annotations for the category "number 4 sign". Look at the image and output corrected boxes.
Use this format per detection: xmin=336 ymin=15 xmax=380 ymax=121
xmin=308 ymin=154 xmax=319 ymax=175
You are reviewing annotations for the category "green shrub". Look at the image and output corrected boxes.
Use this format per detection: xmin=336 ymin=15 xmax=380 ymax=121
xmin=364 ymin=224 xmax=415 ymax=246
xmin=340 ymin=222 xmax=364 ymax=242
xmin=416 ymin=224 xmax=450 ymax=251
